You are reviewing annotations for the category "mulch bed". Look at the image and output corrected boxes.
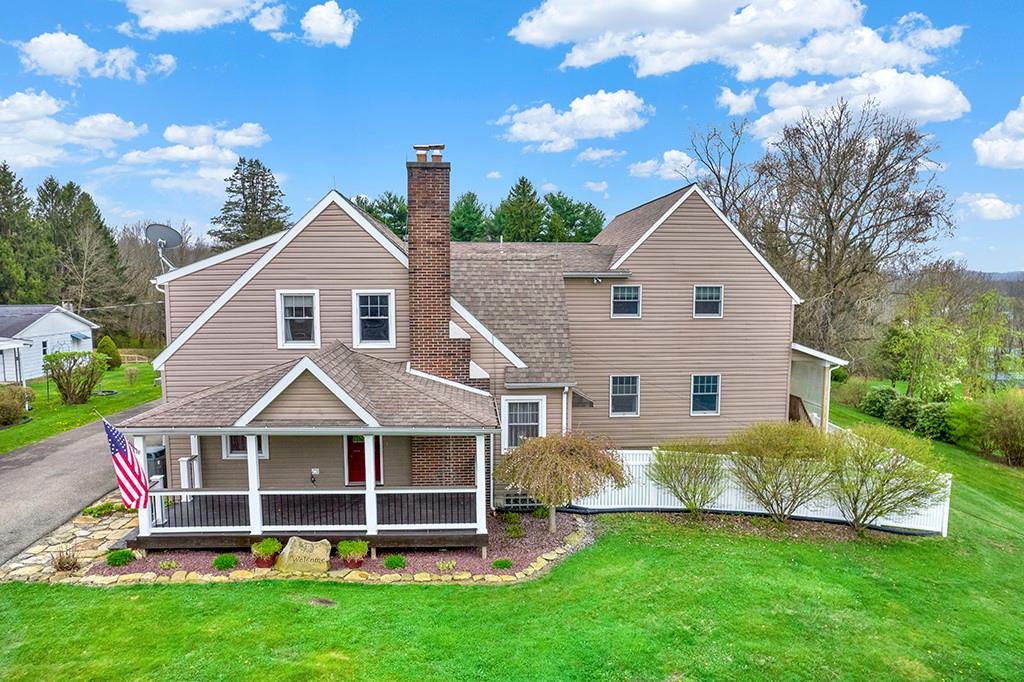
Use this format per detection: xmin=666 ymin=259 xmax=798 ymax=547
xmin=88 ymin=510 xmax=579 ymax=577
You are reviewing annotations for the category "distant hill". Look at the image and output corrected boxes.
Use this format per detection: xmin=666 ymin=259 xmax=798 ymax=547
xmin=978 ymin=271 xmax=1024 ymax=282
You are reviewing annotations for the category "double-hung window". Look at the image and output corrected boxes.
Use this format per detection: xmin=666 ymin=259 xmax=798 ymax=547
xmin=609 ymin=375 xmax=640 ymax=417
xmin=690 ymin=374 xmax=720 ymax=416
xmin=610 ymin=285 xmax=642 ymax=318
xmin=352 ymin=289 xmax=396 ymax=348
xmin=693 ymin=285 xmax=723 ymax=318
xmin=276 ymin=290 xmax=320 ymax=349
xmin=501 ymin=396 xmax=547 ymax=451
xmin=222 ymin=434 xmax=270 ymax=460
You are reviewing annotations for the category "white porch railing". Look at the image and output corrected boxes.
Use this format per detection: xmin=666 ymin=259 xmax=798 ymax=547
xmin=573 ymin=450 xmax=952 ymax=536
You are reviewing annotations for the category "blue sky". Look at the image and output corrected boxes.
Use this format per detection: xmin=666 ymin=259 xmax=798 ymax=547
xmin=2 ymin=1 xmax=1022 ymax=272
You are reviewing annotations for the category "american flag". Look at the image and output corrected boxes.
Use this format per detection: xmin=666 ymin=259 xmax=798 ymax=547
xmin=104 ymin=420 xmax=149 ymax=509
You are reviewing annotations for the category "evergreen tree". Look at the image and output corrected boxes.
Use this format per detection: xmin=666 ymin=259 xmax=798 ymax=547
xmin=450 ymin=191 xmax=488 ymax=241
xmin=0 ymin=163 xmax=57 ymax=303
xmin=209 ymin=157 xmax=291 ymax=251
xmin=353 ymin=191 xmax=408 ymax=239
xmin=543 ymin=191 xmax=605 ymax=242
xmin=492 ymin=177 xmax=545 ymax=242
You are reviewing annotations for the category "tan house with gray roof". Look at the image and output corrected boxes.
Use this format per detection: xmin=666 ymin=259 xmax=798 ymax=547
xmin=119 ymin=144 xmax=843 ymax=551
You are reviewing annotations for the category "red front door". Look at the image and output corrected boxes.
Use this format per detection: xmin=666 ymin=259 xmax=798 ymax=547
xmin=346 ymin=435 xmax=382 ymax=484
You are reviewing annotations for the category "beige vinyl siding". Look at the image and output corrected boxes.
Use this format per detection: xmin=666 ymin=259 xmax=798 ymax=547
xmin=567 ymin=193 xmax=794 ymax=446
xmin=254 ymin=370 xmax=363 ymax=422
xmin=497 ymin=382 xmax=566 ymax=439
xmin=162 ymin=204 xmax=409 ymax=399
xmin=166 ymin=245 xmax=271 ymax=337
xmin=451 ymin=309 xmax=511 ymax=391
xmin=171 ymin=434 xmax=413 ymax=489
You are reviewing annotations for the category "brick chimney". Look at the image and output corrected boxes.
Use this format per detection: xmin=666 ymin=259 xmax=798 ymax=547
xmin=407 ymin=144 xmax=469 ymax=381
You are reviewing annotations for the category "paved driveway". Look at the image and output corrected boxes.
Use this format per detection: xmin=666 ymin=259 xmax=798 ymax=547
xmin=0 ymin=402 xmax=157 ymax=565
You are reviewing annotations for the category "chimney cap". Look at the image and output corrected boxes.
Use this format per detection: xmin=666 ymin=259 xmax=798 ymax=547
xmin=413 ymin=143 xmax=445 ymax=152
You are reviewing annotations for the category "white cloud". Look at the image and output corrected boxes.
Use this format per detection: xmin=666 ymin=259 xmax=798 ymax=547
xmin=510 ymin=1 xmax=963 ymax=80
xmin=973 ymin=96 xmax=1024 ymax=169
xmin=750 ymin=69 xmax=970 ymax=140
xmin=628 ymin=149 xmax=698 ymax=180
xmin=945 ymin=250 xmax=966 ymax=259
xmin=301 ymin=1 xmax=360 ymax=47
xmin=957 ymin=193 xmax=1023 ymax=221
xmin=497 ymin=89 xmax=652 ymax=152
xmin=541 ymin=182 xmax=558 ymax=192
xmin=576 ymin=147 xmax=625 ymax=165
xmin=250 ymin=4 xmax=286 ymax=31
xmin=584 ymin=180 xmax=608 ymax=193
xmin=486 ymin=170 xmax=501 ymax=180
xmin=717 ymin=86 xmax=757 ymax=115
xmin=121 ymin=144 xmax=240 ymax=165
xmin=151 ymin=165 xmax=236 ymax=198
xmin=0 ymin=89 xmax=146 ymax=168
xmin=163 ymin=122 xmax=270 ymax=147
xmin=16 ymin=31 xmax=175 ymax=83
xmin=119 ymin=0 xmax=264 ymax=33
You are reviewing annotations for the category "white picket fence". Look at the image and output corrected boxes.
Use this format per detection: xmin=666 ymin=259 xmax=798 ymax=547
xmin=573 ymin=450 xmax=952 ymax=536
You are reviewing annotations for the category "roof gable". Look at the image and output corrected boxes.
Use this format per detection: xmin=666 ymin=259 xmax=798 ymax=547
xmin=250 ymin=369 xmax=366 ymax=423
xmin=0 ymin=305 xmax=98 ymax=336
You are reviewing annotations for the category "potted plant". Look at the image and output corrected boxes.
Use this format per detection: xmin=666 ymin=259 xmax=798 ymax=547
xmin=251 ymin=537 xmax=283 ymax=568
xmin=336 ymin=540 xmax=369 ymax=569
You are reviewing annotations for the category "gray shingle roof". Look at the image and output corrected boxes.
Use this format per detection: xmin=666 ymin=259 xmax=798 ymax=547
xmin=591 ymin=185 xmax=693 ymax=263
xmin=119 ymin=341 xmax=497 ymax=430
xmin=451 ymin=253 xmax=575 ymax=385
xmin=451 ymin=242 xmax=617 ymax=274
xmin=0 ymin=305 xmax=58 ymax=337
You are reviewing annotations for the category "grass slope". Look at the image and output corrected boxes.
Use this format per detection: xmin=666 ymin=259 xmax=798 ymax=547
xmin=1 ymin=404 xmax=1022 ymax=679
xmin=0 ymin=364 xmax=160 ymax=454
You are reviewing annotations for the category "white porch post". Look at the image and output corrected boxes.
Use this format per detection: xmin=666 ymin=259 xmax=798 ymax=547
xmin=189 ymin=435 xmax=203 ymax=488
xmin=820 ymin=365 xmax=833 ymax=433
xmin=364 ymin=435 xmax=378 ymax=535
xmin=246 ymin=434 xmax=263 ymax=535
xmin=133 ymin=435 xmax=151 ymax=537
xmin=475 ymin=434 xmax=487 ymax=534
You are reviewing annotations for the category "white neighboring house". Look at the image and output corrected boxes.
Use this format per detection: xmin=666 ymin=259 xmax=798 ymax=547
xmin=0 ymin=305 xmax=99 ymax=383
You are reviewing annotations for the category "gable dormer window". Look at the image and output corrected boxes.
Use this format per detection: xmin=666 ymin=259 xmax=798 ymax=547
xmin=693 ymin=285 xmax=723 ymax=318
xmin=352 ymin=289 xmax=396 ymax=349
xmin=276 ymin=290 xmax=320 ymax=349
xmin=610 ymin=285 xmax=642 ymax=318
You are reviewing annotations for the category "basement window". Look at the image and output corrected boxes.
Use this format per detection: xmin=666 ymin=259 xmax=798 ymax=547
xmin=352 ymin=289 xmax=396 ymax=349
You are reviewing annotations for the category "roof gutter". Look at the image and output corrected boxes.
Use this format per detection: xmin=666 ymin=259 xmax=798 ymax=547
xmin=562 ymin=271 xmax=631 ymax=279
xmin=504 ymin=381 xmax=578 ymax=389
xmin=117 ymin=426 xmax=501 ymax=437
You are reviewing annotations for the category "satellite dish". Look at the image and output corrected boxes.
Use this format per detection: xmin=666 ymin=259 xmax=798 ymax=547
xmin=145 ymin=223 xmax=183 ymax=273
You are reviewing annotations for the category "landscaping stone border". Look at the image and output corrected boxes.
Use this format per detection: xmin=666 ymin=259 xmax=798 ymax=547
xmin=0 ymin=493 xmax=592 ymax=587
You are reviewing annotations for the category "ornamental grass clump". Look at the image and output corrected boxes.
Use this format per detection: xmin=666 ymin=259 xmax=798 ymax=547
xmin=828 ymin=423 xmax=947 ymax=536
xmin=726 ymin=422 xmax=835 ymax=524
xmin=105 ymin=549 xmax=135 ymax=567
xmin=648 ymin=438 xmax=727 ymax=520
xmin=383 ymin=554 xmax=406 ymax=570
xmin=213 ymin=553 xmax=238 ymax=571
xmin=497 ymin=431 xmax=626 ymax=533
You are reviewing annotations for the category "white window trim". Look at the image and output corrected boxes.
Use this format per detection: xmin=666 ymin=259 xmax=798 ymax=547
xmin=342 ymin=435 xmax=384 ymax=485
xmin=222 ymin=434 xmax=270 ymax=460
xmin=276 ymin=289 xmax=320 ymax=349
xmin=351 ymin=289 xmax=397 ymax=349
xmin=610 ymin=284 xmax=642 ymax=319
xmin=690 ymin=373 xmax=722 ymax=416
xmin=500 ymin=395 xmax=547 ymax=452
xmin=692 ymin=284 xmax=724 ymax=319
xmin=608 ymin=375 xmax=640 ymax=417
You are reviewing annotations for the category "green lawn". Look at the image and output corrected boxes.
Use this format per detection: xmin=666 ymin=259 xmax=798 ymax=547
xmin=1 ymin=403 xmax=1022 ymax=679
xmin=0 ymin=364 xmax=160 ymax=454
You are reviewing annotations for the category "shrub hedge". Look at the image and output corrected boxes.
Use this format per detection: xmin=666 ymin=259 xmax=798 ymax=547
xmin=859 ymin=386 xmax=899 ymax=418
xmin=884 ymin=395 xmax=923 ymax=430
xmin=916 ymin=402 xmax=951 ymax=441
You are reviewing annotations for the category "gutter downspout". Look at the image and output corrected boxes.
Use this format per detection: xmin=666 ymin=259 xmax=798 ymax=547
xmin=561 ymin=386 xmax=568 ymax=434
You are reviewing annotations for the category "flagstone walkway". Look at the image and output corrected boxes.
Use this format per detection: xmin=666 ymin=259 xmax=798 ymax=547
xmin=0 ymin=402 xmax=157 ymax=565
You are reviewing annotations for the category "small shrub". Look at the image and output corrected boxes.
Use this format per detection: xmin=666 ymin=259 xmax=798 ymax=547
xmin=499 ymin=511 xmax=520 ymax=524
xmin=916 ymin=402 xmax=951 ymax=441
xmin=336 ymin=540 xmax=369 ymax=560
xmin=648 ymin=438 xmax=727 ymax=518
xmin=436 ymin=559 xmax=457 ymax=572
xmin=984 ymin=391 xmax=1024 ymax=466
xmin=123 ymin=366 xmax=139 ymax=386
xmin=884 ymin=395 xmax=923 ymax=430
xmin=52 ymin=546 xmax=79 ymax=572
xmin=96 ymin=335 xmax=122 ymax=369
xmin=832 ymin=377 xmax=870 ymax=407
xmin=859 ymin=386 xmax=899 ymax=418
xmin=42 ymin=351 xmax=108 ymax=405
xmin=212 ymin=553 xmax=238 ymax=571
xmin=383 ymin=554 xmax=406 ymax=570
xmin=946 ymin=400 xmax=992 ymax=453
xmin=82 ymin=501 xmax=127 ymax=518
xmin=105 ymin=549 xmax=135 ymax=567
xmin=0 ymin=385 xmax=34 ymax=426
xmin=828 ymin=424 xmax=948 ymax=536
xmin=831 ymin=366 xmax=850 ymax=384
xmin=491 ymin=558 xmax=514 ymax=570
xmin=726 ymin=422 xmax=836 ymax=524
xmin=506 ymin=525 xmax=526 ymax=539
xmin=251 ymin=537 xmax=283 ymax=559
xmin=158 ymin=560 xmax=178 ymax=571
xmin=531 ymin=506 xmax=550 ymax=519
